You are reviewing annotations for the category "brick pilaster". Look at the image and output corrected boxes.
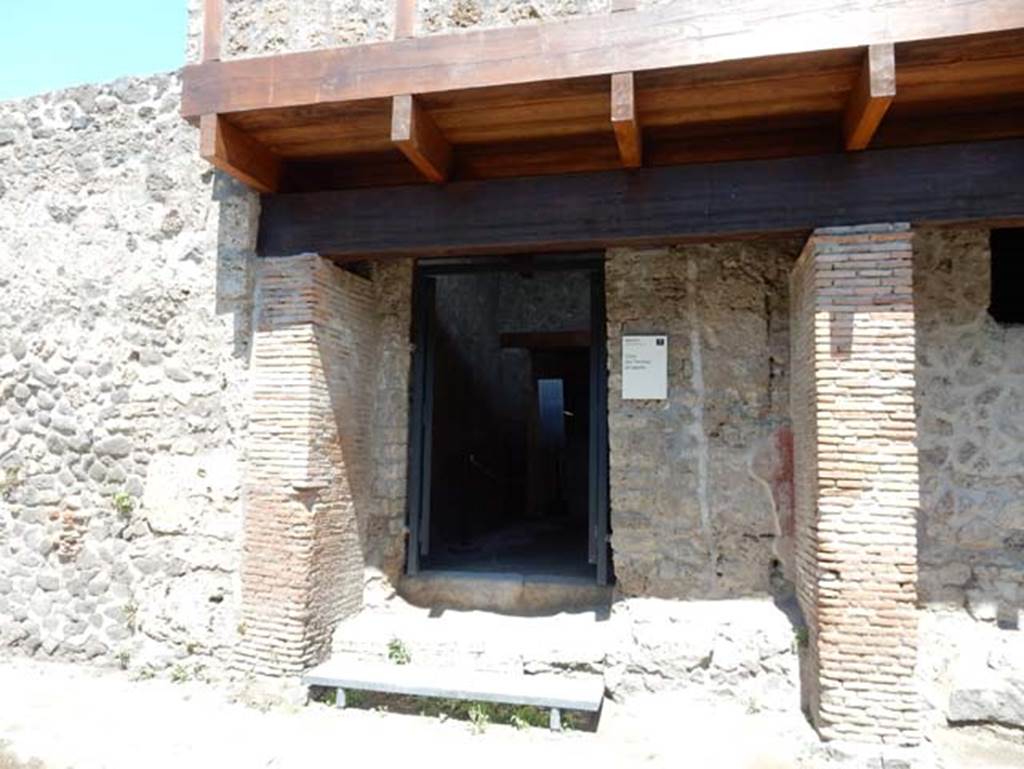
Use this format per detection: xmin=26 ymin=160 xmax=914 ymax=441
xmin=790 ymin=224 xmax=920 ymax=745
xmin=237 ymin=254 xmax=378 ymax=676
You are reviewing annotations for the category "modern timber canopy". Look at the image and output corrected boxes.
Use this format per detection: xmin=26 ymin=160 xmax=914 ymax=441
xmin=183 ymin=0 xmax=1024 ymax=195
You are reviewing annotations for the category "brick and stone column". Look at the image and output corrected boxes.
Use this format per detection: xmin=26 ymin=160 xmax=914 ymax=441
xmin=790 ymin=224 xmax=920 ymax=745
xmin=236 ymin=254 xmax=378 ymax=676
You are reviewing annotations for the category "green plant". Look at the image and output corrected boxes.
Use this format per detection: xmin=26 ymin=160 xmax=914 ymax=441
xmin=387 ymin=637 xmax=411 ymax=665
xmin=467 ymin=702 xmax=491 ymax=734
xmin=1 ymin=466 xmax=21 ymax=502
xmin=112 ymin=490 xmax=135 ymax=517
xmin=309 ymin=686 xmax=338 ymax=706
xmin=116 ymin=650 xmax=130 ymax=670
xmin=123 ymin=600 xmax=139 ymax=633
xmin=561 ymin=711 xmax=583 ymax=731
xmin=509 ymin=705 xmax=547 ymax=730
xmin=170 ymin=664 xmax=189 ymax=683
xmin=345 ymin=689 xmax=369 ymax=708
xmin=134 ymin=666 xmax=156 ymax=681
xmin=794 ymin=626 xmax=809 ymax=650
xmin=320 ymin=691 xmax=575 ymax=732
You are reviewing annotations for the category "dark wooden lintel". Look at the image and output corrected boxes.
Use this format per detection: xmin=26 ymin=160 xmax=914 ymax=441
xmin=258 ymin=139 xmax=1024 ymax=258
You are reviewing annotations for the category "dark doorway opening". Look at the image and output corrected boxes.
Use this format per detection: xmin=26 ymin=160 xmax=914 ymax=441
xmin=406 ymin=256 xmax=610 ymax=583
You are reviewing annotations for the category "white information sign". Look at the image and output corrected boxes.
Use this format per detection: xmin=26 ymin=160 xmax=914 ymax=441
xmin=622 ymin=335 xmax=668 ymax=400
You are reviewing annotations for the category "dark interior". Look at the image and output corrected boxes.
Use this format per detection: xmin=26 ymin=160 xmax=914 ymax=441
xmin=422 ymin=266 xmax=595 ymax=578
xmin=990 ymin=228 xmax=1024 ymax=325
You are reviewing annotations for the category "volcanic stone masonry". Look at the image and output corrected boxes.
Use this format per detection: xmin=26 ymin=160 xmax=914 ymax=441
xmin=0 ymin=0 xmax=1020 ymax=752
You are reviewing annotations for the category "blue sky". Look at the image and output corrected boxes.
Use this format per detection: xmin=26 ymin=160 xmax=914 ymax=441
xmin=0 ymin=1 xmax=187 ymax=101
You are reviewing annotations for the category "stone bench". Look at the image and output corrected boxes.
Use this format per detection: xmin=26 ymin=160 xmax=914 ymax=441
xmin=303 ymin=659 xmax=604 ymax=730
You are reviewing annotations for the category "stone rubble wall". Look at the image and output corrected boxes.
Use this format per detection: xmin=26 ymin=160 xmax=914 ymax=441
xmin=365 ymin=259 xmax=414 ymax=579
xmin=911 ymin=228 xmax=1024 ymax=740
xmin=1 ymin=0 xmax=1020 ymax=735
xmin=0 ymin=73 xmax=258 ymax=673
xmin=605 ymin=241 xmax=799 ymax=601
xmin=917 ymin=609 xmax=1024 ymax=734
xmin=913 ymin=228 xmax=1024 ymax=623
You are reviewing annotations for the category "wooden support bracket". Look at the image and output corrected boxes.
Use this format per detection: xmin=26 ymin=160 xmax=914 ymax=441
xmin=199 ymin=114 xmax=282 ymax=193
xmin=611 ymin=72 xmax=643 ymax=168
xmin=843 ymin=43 xmax=896 ymax=151
xmin=393 ymin=0 xmax=417 ymax=39
xmin=391 ymin=94 xmax=452 ymax=183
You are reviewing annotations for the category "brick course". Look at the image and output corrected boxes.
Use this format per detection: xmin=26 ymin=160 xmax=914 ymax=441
xmin=790 ymin=224 xmax=921 ymax=745
xmin=237 ymin=254 xmax=381 ymax=675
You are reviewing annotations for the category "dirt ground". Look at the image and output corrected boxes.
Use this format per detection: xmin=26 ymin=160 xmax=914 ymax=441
xmin=0 ymin=659 xmax=1021 ymax=769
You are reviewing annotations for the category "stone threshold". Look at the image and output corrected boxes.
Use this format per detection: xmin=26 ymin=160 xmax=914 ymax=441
xmin=399 ymin=571 xmax=613 ymax=615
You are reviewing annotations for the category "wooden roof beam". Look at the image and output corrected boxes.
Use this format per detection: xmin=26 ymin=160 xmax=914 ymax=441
xmin=391 ymin=94 xmax=452 ymax=183
xmin=611 ymin=73 xmax=643 ymax=168
xmin=181 ymin=0 xmax=1024 ymax=120
xmin=844 ymin=43 xmax=896 ymax=150
xmin=258 ymin=139 xmax=1024 ymax=259
xmin=200 ymin=114 xmax=282 ymax=193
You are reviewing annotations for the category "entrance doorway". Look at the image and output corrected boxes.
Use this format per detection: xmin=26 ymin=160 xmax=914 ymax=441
xmin=406 ymin=256 xmax=610 ymax=584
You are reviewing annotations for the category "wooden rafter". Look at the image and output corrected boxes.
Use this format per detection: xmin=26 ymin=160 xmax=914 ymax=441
xmin=181 ymin=0 xmax=1024 ymax=120
xmin=202 ymin=0 xmax=223 ymax=62
xmin=611 ymin=72 xmax=642 ymax=168
xmin=200 ymin=115 xmax=282 ymax=193
xmin=258 ymin=139 xmax=1024 ymax=258
xmin=844 ymin=43 xmax=896 ymax=150
xmin=391 ymin=94 xmax=452 ymax=183
xmin=393 ymin=0 xmax=417 ymax=39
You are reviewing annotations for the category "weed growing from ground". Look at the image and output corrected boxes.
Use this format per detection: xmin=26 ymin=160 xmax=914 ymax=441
xmin=170 ymin=665 xmax=189 ymax=684
xmin=133 ymin=666 xmax=156 ymax=681
xmin=317 ymin=690 xmax=588 ymax=732
xmin=112 ymin=490 xmax=135 ymax=517
xmin=386 ymin=637 xmax=411 ymax=665
xmin=468 ymin=703 xmax=491 ymax=734
xmin=123 ymin=601 xmax=138 ymax=633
